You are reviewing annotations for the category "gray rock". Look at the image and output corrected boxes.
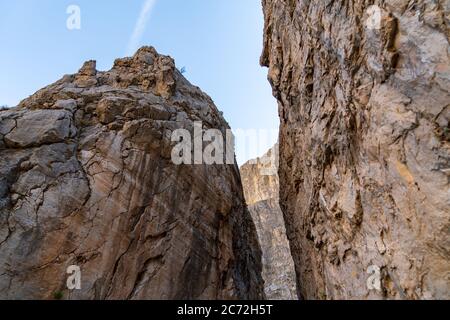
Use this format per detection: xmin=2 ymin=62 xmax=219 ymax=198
xmin=3 ymin=110 xmax=75 ymax=148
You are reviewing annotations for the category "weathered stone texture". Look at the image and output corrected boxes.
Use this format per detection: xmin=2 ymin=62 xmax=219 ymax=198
xmin=262 ymin=0 xmax=449 ymax=299
xmin=241 ymin=146 xmax=298 ymax=300
xmin=0 ymin=47 xmax=264 ymax=300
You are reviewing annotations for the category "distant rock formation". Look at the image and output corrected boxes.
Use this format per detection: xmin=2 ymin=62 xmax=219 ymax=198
xmin=262 ymin=0 xmax=449 ymax=299
xmin=0 ymin=47 xmax=264 ymax=299
xmin=241 ymin=145 xmax=297 ymax=300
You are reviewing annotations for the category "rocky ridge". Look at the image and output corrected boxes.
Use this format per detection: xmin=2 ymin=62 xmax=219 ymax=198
xmin=0 ymin=47 xmax=264 ymax=299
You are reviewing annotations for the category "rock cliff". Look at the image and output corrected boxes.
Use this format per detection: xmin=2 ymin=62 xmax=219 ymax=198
xmin=0 ymin=47 xmax=264 ymax=300
xmin=240 ymin=145 xmax=297 ymax=300
xmin=261 ymin=0 xmax=450 ymax=299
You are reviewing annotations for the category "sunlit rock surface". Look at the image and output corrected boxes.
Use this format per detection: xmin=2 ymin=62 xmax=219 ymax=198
xmin=262 ymin=0 xmax=449 ymax=299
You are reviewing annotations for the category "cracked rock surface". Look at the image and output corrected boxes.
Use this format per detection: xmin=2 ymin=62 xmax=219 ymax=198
xmin=0 ymin=47 xmax=264 ymax=300
xmin=262 ymin=0 xmax=449 ymax=299
xmin=240 ymin=145 xmax=297 ymax=300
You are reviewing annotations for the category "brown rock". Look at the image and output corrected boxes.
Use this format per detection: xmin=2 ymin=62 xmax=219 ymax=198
xmin=262 ymin=0 xmax=450 ymax=299
xmin=0 ymin=47 xmax=264 ymax=300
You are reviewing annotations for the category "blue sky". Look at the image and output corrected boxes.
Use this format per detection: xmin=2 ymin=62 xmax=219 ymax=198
xmin=0 ymin=0 xmax=278 ymax=164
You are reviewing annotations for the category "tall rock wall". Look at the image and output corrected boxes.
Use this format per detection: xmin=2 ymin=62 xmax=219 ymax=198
xmin=261 ymin=0 xmax=449 ymax=299
xmin=0 ymin=47 xmax=264 ymax=300
xmin=240 ymin=146 xmax=298 ymax=300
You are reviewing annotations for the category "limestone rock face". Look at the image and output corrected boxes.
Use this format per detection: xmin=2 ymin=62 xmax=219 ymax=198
xmin=0 ymin=47 xmax=264 ymax=300
xmin=261 ymin=0 xmax=450 ymax=299
xmin=240 ymin=146 xmax=297 ymax=300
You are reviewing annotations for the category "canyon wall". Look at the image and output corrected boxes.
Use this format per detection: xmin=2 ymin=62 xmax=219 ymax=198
xmin=0 ymin=47 xmax=264 ymax=300
xmin=261 ymin=0 xmax=449 ymax=299
xmin=240 ymin=146 xmax=298 ymax=300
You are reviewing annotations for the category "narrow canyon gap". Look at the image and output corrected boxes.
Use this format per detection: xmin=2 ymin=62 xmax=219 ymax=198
xmin=240 ymin=145 xmax=298 ymax=300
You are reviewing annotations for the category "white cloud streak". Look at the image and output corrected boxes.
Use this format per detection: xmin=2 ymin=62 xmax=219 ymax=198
xmin=126 ymin=0 xmax=157 ymax=56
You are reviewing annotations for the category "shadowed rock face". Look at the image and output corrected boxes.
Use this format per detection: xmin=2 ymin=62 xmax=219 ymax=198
xmin=261 ymin=0 xmax=449 ymax=299
xmin=240 ymin=146 xmax=297 ymax=300
xmin=0 ymin=47 xmax=264 ymax=300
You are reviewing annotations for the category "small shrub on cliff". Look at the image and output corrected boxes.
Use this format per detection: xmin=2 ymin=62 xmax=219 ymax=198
xmin=53 ymin=291 xmax=64 ymax=300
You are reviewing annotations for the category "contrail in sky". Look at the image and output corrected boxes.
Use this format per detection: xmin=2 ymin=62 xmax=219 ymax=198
xmin=126 ymin=0 xmax=157 ymax=56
